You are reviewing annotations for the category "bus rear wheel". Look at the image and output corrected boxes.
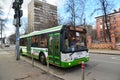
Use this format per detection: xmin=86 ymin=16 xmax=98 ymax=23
xmin=39 ymin=53 xmax=46 ymax=65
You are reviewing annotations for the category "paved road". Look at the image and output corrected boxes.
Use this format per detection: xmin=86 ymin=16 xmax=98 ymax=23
xmin=85 ymin=54 xmax=120 ymax=80
xmin=1 ymin=45 xmax=120 ymax=80
xmin=21 ymin=50 xmax=120 ymax=80
xmin=47 ymin=54 xmax=120 ymax=80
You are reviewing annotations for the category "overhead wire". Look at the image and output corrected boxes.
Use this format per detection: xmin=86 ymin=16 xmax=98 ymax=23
xmin=5 ymin=0 xmax=14 ymax=21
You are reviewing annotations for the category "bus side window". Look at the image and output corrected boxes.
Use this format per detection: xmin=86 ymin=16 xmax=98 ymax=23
xmin=31 ymin=36 xmax=38 ymax=47
xmin=39 ymin=34 xmax=47 ymax=48
xmin=20 ymin=38 xmax=26 ymax=46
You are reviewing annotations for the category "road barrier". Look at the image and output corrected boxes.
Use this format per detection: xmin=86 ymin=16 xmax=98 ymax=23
xmin=31 ymin=53 xmax=34 ymax=67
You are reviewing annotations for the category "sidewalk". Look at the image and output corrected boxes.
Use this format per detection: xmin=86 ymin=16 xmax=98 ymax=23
xmin=0 ymin=50 xmax=63 ymax=80
xmin=89 ymin=49 xmax=120 ymax=55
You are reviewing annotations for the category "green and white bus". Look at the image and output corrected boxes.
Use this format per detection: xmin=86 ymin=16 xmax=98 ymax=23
xmin=20 ymin=25 xmax=89 ymax=68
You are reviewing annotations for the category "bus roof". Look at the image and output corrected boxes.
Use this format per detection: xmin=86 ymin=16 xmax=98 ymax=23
xmin=20 ymin=25 xmax=63 ymax=38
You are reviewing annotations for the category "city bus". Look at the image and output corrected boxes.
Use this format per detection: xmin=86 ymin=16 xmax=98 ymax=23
xmin=20 ymin=25 xmax=89 ymax=68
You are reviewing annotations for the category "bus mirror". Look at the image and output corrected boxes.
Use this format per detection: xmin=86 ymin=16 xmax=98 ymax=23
xmin=65 ymin=34 xmax=68 ymax=39
xmin=65 ymin=31 xmax=68 ymax=39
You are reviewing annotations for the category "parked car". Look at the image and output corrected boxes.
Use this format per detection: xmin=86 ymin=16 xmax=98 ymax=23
xmin=4 ymin=37 xmax=10 ymax=47
xmin=5 ymin=42 xmax=10 ymax=47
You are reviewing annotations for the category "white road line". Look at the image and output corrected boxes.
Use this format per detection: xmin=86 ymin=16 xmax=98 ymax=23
xmin=111 ymin=57 xmax=120 ymax=60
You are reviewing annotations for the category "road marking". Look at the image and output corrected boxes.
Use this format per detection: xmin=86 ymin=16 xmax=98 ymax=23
xmin=111 ymin=57 xmax=120 ymax=60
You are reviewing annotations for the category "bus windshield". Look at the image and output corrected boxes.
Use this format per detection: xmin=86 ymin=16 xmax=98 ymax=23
xmin=62 ymin=29 xmax=87 ymax=53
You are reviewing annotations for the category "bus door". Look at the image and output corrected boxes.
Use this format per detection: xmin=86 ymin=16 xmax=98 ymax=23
xmin=26 ymin=37 xmax=31 ymax=55
xmin=48 ymin=33 xmax=61 ymax=66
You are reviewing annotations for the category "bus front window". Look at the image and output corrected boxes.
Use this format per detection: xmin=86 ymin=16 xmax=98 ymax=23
xmin=63 ymin=30 xmax=87 ymax=53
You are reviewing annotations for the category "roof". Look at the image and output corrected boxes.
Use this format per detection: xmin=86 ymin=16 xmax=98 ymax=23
xmin=95 ymin=11 xmax=120 ymax=19
xmin=20 ymin=25 xmax=63 ymax=38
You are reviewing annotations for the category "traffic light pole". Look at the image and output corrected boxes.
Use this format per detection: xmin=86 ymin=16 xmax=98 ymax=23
xmin=16 ymin=17 xmax=20 ymax=60
xmin=12 ymin=0 xmax=23 ymax=60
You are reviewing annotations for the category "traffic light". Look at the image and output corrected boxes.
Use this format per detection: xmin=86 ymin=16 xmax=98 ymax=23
xmin=19 ymin=10 xmax=23 ymax=18
xmin=12 ymin=0 xmax=23 ymax=27
xmin=19 ymin=0 xmax=23 ymax=5
xmin=12 ymin=2 xmax=19 ymax=10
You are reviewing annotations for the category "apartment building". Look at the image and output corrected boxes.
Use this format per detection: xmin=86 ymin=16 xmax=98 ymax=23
xmin=28 ymin=0 xmax=58 ymax=33
xmin=96 ymin=9 xmax=120 ymax=43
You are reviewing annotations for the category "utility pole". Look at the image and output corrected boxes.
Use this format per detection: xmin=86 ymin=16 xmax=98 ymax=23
xmin=83 ymin=18 xmax=87 ymax=47
xmin=83 ymin=18 xmax=86 ymax=28
xmin=0 ymin=19 xmax=4 ymax=48
xmin=12 ymin=0 xmax=23 ymax=60
xmin=0 ymin=20 xmax=2 ymax=48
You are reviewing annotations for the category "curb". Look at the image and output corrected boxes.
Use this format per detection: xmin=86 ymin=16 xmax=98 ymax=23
xmin=89 ymin=52 xmax=120 ymax=55
xmin=21 ymin=56 xmax=64 ymax=80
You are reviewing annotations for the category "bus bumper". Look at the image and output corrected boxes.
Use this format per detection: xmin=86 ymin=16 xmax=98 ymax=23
xmin=61 ymin=57 xmax=89 ymax=68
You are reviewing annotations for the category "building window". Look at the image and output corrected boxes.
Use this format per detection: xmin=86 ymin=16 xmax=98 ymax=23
xmin=100 ymin=18 xmax=102 ymax=23
xmin=97 ymin=19 xmax=99 ymax=22
xmin=113 ymin=16 xmax=116 ymax=24
xmin=34 ymin=2 xmax=42 ymax=9
xmin=107 ymin=16 xmax=110 ymax=21
xmin=100 ymin=31 xmax=102 ymax=36
xmin=20 ymin=38 xmax=26 ymax=46
xmin=100 ymin=25 xmax=102 ymax=29
xmin=114 ymin=26 xmax=116 ymax=30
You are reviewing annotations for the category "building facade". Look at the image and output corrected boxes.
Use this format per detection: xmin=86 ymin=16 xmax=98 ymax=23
xmin=96 ymin=9 xmax=120 ymax=43
xmin=28 ymin=0 xmax=58 ymax=33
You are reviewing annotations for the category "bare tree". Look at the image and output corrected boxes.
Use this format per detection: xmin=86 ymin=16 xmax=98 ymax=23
xmin=91 ymin=0 xmax=114 ymax=42
xmin=57 ymin=13 xmax=64 ymax=25
xmin=64 ymin=0 xmax=87 ymax=26
xmin=9 ymin=33 xmax=16 ymax=44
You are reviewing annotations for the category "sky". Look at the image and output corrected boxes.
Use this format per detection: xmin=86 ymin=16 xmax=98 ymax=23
xmin=0 ymin=0 xmax=120 ymax=37
xmin=0 ymin=0 xmax=65 ymax=37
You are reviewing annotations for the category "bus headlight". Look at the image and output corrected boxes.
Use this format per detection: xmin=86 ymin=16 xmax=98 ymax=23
xmin=68 ymin=63 xmax=71 ymax=65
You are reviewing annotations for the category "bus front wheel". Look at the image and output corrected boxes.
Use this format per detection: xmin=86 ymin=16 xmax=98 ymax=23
xmin=39 ymin=53 xmax=46 ymax=65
